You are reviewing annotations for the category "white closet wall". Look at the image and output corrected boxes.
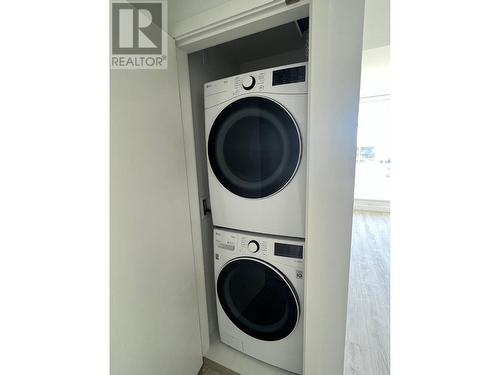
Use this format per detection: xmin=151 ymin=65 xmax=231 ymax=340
xmin=111 ymin=37 xmax=203 ymax=375
xmin=188 ymin=48 xmax=240 ymax=340
xmin=240 ymin=48 xmax=306 ymax=74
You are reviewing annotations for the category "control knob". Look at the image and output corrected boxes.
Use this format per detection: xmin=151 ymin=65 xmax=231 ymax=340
xmin=248 ymin=240 xmax=260 ymax=253
xmin=242 ymin=75 xmax=256 ymax=90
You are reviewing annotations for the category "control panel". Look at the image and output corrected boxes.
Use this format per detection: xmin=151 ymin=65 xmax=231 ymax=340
xmin=204 ymin=63 xmax=307 ymax=109
xmin=214 ymin=228 xmax=304 ymax=266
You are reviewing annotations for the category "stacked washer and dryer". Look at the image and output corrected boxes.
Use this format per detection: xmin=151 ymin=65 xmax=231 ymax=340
xmin=204 ymin=63 xmax=308 ymax=374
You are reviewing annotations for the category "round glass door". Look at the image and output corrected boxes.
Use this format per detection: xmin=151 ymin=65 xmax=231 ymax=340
xmin=208 ymin=96 xmax=301 ymax=198
xmin=217 ymin=257 xmax=299 ymax=341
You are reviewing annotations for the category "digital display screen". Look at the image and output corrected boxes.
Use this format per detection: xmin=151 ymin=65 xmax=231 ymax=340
xmin=272 ymin=66 xmax=306 ymax=86
xmin=274 ymin=243 xmax=303 ymax=259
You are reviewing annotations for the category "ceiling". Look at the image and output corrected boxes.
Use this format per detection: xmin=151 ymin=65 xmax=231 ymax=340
xmin=168 ymin=0 xmax=390 ymax=50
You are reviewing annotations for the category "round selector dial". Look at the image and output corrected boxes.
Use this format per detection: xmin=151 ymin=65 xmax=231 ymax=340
xmin=247 ymin=240 xmax=260 ymax=253
xmin=242 ymin=75 xmax=256 ymax=90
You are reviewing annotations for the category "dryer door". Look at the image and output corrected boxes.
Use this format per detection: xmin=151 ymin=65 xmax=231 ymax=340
xmin=208 ymin=96 xmax=301 ymax=198
xmin=217 ymin=257 xmax=299 ymax=341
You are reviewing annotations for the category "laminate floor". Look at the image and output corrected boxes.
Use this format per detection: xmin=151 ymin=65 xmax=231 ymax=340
xmin=344 ymin=211 xmax=390 ymax=375
xmin=200 ymin=211 xmax=390 ymax=375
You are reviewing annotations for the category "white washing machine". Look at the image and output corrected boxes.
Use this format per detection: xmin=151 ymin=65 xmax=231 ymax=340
xmin=214 ymin=228 xmax=304 ymax=374
xmin=205 ymin=63 xmax=308 ymax=238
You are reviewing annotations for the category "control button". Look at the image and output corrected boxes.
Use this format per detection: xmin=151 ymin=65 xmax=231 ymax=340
xmin=242 ymin=76 xmax=256 ymax=90
xmin=248 ymin=240 xmax=260 ymax=253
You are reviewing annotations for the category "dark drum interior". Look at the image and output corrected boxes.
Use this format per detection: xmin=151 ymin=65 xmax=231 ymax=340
xmin=217 ymin=258 xmax=299 ymax=341
xmin=208 ymin=97 xmax=301 ymax=198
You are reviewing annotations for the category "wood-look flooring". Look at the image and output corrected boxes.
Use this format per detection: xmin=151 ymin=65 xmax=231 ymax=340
xmin=200 ymin=211 xmax=390 ymax=375
xmin=344 ymin=211 xmax=390 ymax=375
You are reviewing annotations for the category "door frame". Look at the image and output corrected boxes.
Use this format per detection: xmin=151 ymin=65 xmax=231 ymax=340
xmin=303 ymin=0 xmax=365 ymax=374
xmin=171 ymin=0 xmax=310 ymax=53
xmin=174 ymin=0 xmax=310 ymax=356
xmin=174 ymin=1 xmax=365 ymax=374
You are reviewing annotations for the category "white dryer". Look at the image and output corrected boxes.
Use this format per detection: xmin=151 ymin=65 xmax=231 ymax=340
xmin=214 ymin=228 xmax=304 ymax=374
xmin=205 ymin=63 xmax=307 ymax=238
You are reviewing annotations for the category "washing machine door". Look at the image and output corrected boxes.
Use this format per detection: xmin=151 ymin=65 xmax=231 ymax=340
xmin=208 ymin=96 xmax=301 ymax=198
xmin=217 ymin=257 xmax=299 ymax=341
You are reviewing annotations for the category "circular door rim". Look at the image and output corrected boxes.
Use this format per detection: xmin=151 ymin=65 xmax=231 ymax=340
xmin=208 ymin=95 xmax=303 ymax=200
xmin=217 ymin=256 xmax=301 ymax=340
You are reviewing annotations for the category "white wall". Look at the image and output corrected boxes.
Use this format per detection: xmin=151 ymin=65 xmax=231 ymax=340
xmin=110 ymin=38 xmax=203 ymax=375
xmin=355 ymin=45 xmax=391 ymax=209
xmin=240 ymin=47 xmax=307 ymax=73
xmin=187 ymin=48 xmax=240 ymax=342
xmin=360 ymin=45 xmax=390 ymax=98
xmin=362 ymin=0 xmax=390 ymax=49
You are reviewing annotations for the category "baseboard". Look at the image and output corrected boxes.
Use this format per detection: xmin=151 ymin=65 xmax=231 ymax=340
xmin=354 ymin=199 xmax=390 ymax=212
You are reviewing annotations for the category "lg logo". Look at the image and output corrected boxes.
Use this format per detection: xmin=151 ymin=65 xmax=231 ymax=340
xmin=111 ymin=0 xmax=167 ymax=69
